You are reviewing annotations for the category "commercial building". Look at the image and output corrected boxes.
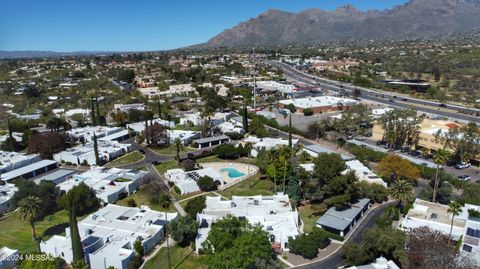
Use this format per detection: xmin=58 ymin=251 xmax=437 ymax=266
xmin=54 ymin=141 xmax=131 ymax=166
xmin=0 ymin=182 xmax=18 ymax=214
xmin=165 ymin=167 xmax=224 ymax=194
xmin=195 ymin=194 xmax=299 ymax=253
xmin=372 ymin=118 xmax=462 ymax=153
xmin=344 ymin=160 xmax=387 ymax=188
xmin=243 ymin=136 xmax=298 ymax=157
xmin=40 ymin=204 xmax=178 ymax=269
xmin=56 ymin=167 xmax=148 ymax=204
xmin=316 ymin=198 xmax=370 ymax=237
xmin=279 ymin=96 xmax=358 ymax=114
xmin=255 ymin=81 xmax=297 ymax=94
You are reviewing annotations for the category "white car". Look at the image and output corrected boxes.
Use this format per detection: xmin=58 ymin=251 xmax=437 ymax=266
xmin=455 ymin=162 xmax=471 ymax=169
xmin=458 ymin=175 xmax=472 ymax=181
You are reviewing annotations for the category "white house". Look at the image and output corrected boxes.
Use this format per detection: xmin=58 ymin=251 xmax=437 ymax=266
xmin=195 ymin=193 xmax=300 ymax=253
xmin=0 ymin=151 xmax=41 ymax=174
xmin=460 ymin=204 xmax=480 ymax=266
xmin=40 ymin=204 xmax=178 ymax=269
xmin=243 ymin=136 xmax=298 ymax=157
xmin=167 ymin=130 xmax=200 ymax=145
xmin=0 ymin=247 xmax=19 ymax=269
xmin=344 ymin=160 xmax=387 ymax=188
xmin=179 ymin=112 xmax=203 ymax=126
xmin=56 ymin=167 xmax=148 ymax=204
xmin=67 ymin=126 xmax=129 ymax=143
xmin=0 ymin=182 xmax=18 ymax=214
xmin=214 ymin=120 xmax=244 ymax=134
xmin=126 ymin=119 xmax=176 ymax=133
xmin=345 ymin=256 xmax=400 ymax=269
xmin=165 ymin=167 xmax=224 ymax=194
xmin=54 ymin=141 xmax=131 ymax=166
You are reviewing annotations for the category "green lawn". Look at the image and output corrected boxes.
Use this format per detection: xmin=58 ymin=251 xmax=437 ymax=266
xmin=143 ymin=245 xmax=206 ymax=269
xmin=299 ymin=205 xmax=320 ymax=234
xmin=151 ymin=146 xmax=197 ymax=156
xmin=219 ymin=174 xmax=276 ymax=199
xmin=196 ymin=155 xmax=222 ymax=163
xmin=116 ymin=186 xmax=177 ymax=213
xmin=0 ymin=210 xmax=70 ymax=252
xmin=172 ymin=191 xmax=204 ymax=202
xmin=155 ymin=160 xmax=179 ymax=175
xmin=107 ymin=151 xmax=144 ymax=166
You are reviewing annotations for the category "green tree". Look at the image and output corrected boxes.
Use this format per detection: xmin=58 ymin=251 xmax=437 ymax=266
xmin=173 ymin=137 xmax=185 ymax=163
xmin=250 ymin=117 xmax=268 ymax=138
xmin=242 ymin=102 xmax=249 ymax=133
xmin=185 ymin=195 xmax=206 ymax=219
xmin=197 ymin=176 xmax=217 ymax=192
xmin=168 ymin=216 xmax=198 ymax=246
xmin=90 ymin=97 xmax=96 ymax=125
xmin=376 ymin=154 xmax=420 ymax=182
xmin=18 ymin=253 xmax=65 ymax=269
xmin=203 ymin=216 xmax=271 ymax=269
xmin=57 ymin=183 xmax=101 ymax=262
xmin=389 ymin=180 xmax=414 ymax=207
xmin=447 ymin=201 xmax=462 ymax=239
xmin=93 ymin=132 xmax=100 ymax=165
xmin=17 ymin=196 xmax=44 ymax=242
xmin=432 ymin=149 xmax=450 ymax=203
xmin=158 ymin=192 xmax=171 ymax=209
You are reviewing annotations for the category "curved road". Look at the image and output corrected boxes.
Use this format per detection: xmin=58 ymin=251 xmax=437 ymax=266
xmin=296 ymin=201 xmax=396 ymax=269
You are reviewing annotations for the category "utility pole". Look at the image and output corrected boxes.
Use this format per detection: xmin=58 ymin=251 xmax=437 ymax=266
xmin=253 ymin=48 xmax=257 ymax=111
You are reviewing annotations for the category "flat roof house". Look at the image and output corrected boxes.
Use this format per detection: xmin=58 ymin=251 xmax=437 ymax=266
xmin=195 ymin=194 xmax=299 ymax=253
xmin=303 ymin=144 xmax=354 ymax=161
xmin=67 ymin=126 xmax=129 ymax=143
xmin=0 ymin=159 xmax=58 ymax=182
xmin=0 ymin=247 xmax=19 ymax=269
xmin=193 ymin=135 xmax=230 ymax=149
xmin=316 ymin=198 xmax=371 ymax=237
xmin=126 ymin=119 xmax=176 ymax=133
xmin=345 ymin=256 xmax=400 ymax=269
xmin=32 ymin=169 xmax=79 ymax=185
xmin=344 ymin=160 xmax=387 ymax=188
xmin=165 ymin=167 xmax=224 ymax=194
xmin=0 ymin=151 xmax=41 ymax=174
xmin=243 ymin=136 xmax=298 ymax=157
xmin=40 ymin=204 xmax=178 ymax=269
xmin=0 ymin=182 xmax=18 ymax=214
xmin=56 ymin=167 xmax=148 ymax=204
xmin=54 ymin=141 xmax=131 ymax=166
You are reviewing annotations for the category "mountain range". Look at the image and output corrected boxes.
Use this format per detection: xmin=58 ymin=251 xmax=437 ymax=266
xmin=205 ymin=0 xmax=480 ymax=47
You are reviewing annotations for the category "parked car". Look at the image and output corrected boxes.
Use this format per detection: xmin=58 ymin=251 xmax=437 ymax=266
xmin=402 ymin=98 xmax=408 ymax=101
xmin=389 ymin=99 xmax=395 ymax=103
xmin=455 ymin=162 xmax=471 ymax=169
xmin=409 ymin=150 xmax=422 ymax=157
xmin=458 ymin=175 xmax=472 ymax=181
xmin=439 ymin=103 xmax=448 ymax=108
xmin=151 ymin=160 xmax=161 ymax=165
xmin=139 ymin=149 xmax=145 ymax=154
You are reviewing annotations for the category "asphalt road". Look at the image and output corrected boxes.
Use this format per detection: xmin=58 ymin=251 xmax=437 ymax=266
xmin=266 ymin=60 xmax=480 ymax=124
xmin=296 ymin=201 xmax=396 ymax=269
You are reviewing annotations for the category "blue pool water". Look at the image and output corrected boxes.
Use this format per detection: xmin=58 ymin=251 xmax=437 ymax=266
xmin=220 ymin=167 xmax=246 ymax=178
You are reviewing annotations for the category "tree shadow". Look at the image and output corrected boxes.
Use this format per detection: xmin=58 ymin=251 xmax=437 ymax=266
xmin=41 ymin=222 xmax=69 ymax=239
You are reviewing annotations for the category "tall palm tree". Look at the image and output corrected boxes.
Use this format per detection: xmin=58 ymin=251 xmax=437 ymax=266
xmin=432 ymin=149 xmax=450 ymax=203
xmin=173 ymin=137 xmax=185 ymax=163
xmin=447 ymin=201 xmax=462 ymax=239
xmin=389 ymin=180 xmax=414 ymax=207
xmin=17 ymin=196 xmax=44 ymax=241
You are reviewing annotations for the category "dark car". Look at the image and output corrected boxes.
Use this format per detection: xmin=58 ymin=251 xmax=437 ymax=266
xmin=402 ymin=98 xmax=408 ymax=101
xmin=389 ymin=99 xmax=395 ymax=103
xmin=439 ymin=103 xmax=447 ymax=108
xmin=139 ymin=149 xmax=145 ymax=154
xmin=151 ymin=160 xmax=161 ymax=165
xmin=187 ymin=153 xmax=195 ymax=159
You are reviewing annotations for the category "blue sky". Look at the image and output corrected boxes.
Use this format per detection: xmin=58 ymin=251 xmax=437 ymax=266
xmin=0 ymin=0 xmax=408 ymax=52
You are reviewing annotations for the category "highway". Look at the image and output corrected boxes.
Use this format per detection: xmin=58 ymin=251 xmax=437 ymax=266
xmin=266 ymin=60 xmax=480 ymax=124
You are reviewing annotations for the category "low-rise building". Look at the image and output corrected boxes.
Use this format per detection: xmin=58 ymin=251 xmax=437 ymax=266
xmin=54 ymin=141 xmax=131 ymax=166
xmin=344 ymin=160 xmax=387 ymax=188
xmin=126 ymin=119 xmax=176 ymax=133
xmin=113 ymin=103 xmax=146 ymax=113
xmin=67 ymin=126 xmax=129 ymax=143
xmin=40 ymin=204 xmax=178 ymax=269
xmin=255 ymin=81 xmax=297 ymax=94
xmin=155 ymin=84 xmax=197 ymax=97
xmin=32 ymin=169 xmax=79 ymax=185
xmin=214 ymin=120 xmax=244 ymax=134
xmin=0 ymin=247 xmax=19 ymax=269
xmin=165 ymin=167 xmax=224 ymax=194
xmin=279 ymin=96 xmax=358 ymax=114
xmin=56 ymin=167 xmax=148 ymax=203
xmin=345 ymin=256 xmax=400 ymax=269
xmin=195 ymin=193 xmax=299 ymax=253
xmin=0 ymin=181 xmax=18 ymax=214
xmin=167 ymin=130 xmax=200 ymax=145
xmin=243 ymin=136 xmax=298 ymax=157
xmin=303 ymin=144 xmax=354 ymax=161
xmin=193 ymin=135 xmax=231 ymax=149
xmin=0 ymin=151 xmax=41 ymax=174
xmin=0 ymin=159 xmax=58 ymax=182
xmin=316 ymin=198 xmax=370 ymax=237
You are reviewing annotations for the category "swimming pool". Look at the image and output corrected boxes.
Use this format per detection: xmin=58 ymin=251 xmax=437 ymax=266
xmin=220 ymin=167 xmax=246 ymax=178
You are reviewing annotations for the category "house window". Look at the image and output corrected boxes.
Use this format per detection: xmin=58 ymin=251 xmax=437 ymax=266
xmin=462 ymin=244 xmax=472 ymax=253
xmin=466 ymin=227 xmax=480 ymax=238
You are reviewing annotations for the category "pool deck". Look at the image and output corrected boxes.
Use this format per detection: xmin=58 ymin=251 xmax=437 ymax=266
xmin=199 ymin=162 xmax=259 ymax=188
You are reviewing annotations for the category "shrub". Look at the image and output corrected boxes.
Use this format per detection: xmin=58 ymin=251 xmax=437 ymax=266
xmin=285 ymin=104 xmax=296 ymax=113
xmin=174 ymin=186 xmax=181 ymax=194
xmin=225 ymin=132 xmax=244 ymax=140
xmin=303 ymin=108 xmax=314 ymax=116
xmin=180 ymin=159 xmax=196 ymax=171
xmin=126 ymin=198 xmax=137 ymax=207
xmin=288 ymin=228 xmax=331 ymax=259
xmin=185 ymin=196 xmax=206 ymax=219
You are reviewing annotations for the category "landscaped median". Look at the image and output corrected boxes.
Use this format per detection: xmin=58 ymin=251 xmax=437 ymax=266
xmin=106 ymin=150 xmax=144 ymax=166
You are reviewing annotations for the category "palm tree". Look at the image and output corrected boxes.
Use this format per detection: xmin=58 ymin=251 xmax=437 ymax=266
xmin=447 ymin=201 xmax=462 ymax=239
xmin=432 ymin=149 xmax=450 ymax=203
xmin=173 ymin=137 xmax=185 ymax=163
xmin=389 ymin=180 xmax=414 ymax=207
xmin=17 ymin=196 xmax=44 ymax=242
